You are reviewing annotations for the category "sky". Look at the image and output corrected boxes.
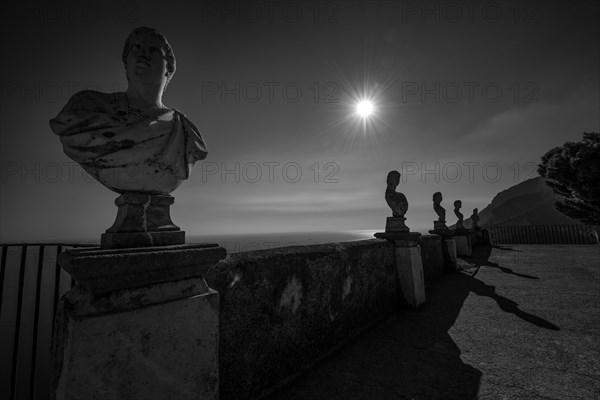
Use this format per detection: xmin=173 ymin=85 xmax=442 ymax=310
xmin=1 ymin=0 xmax=599 ymax=242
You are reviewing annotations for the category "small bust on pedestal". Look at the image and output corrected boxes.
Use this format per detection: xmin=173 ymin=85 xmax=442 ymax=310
xmin=375 ymin=170 xmax=420 ymax=241
xmin=384 ymin=170 xmax=409 ymax=232
xmin=430 ymin=191 xmax=450 ymax=234
xmin=470 ymin=208 xmax=481 ymax=230
xmin=50 ymin=27 xmax=208 ymax=249
xmin=454 ymin=200 xmax=467 ymax=232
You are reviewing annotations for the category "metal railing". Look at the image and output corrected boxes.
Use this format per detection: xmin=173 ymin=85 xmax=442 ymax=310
xmin=0 ymin=243 xmax=97 ymax=400
xmin=486 ymin=224 xmax=599 ymax=245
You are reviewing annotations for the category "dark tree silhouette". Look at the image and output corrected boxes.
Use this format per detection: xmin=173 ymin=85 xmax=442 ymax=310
xmin=538 ymin=132 xmax=600 ymax=224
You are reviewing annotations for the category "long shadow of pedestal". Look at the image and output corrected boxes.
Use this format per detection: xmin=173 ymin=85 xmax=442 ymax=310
xmin=270 ymin=270 xmax=484 ymax=399
xmin=271 ymin=244 xmax=560 ymax=399
xmin=458 ymin=245 xmax=559 ymax=331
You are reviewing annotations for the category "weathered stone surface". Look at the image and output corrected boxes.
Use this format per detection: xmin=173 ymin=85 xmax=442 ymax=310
xmin=52 ymin=286 xmax=219 ymax=400
xmin=433 ymin=220 xmax=449 ymax=231
xmin=374 ymin=231 xmax=422 ymax=244
xmin=375 ymin=233 xmax=428 ymax=309
xmin=481 ymin=229 xmax=490 ymax=244
xmin=59 ymin=243 xmax=226 ymax=293
xmin=419 ymin=234 xmax=444 ymax=285
xmin=429 ymin=227 xmax=453 ymax=236
xmin=205 ymin=239 xmax=398 ymax=400
xmin=106 ymin=192 xmax=178 ymax=232
xmin=384 ymin=216 xmax=409 ymax=232
xmin=453 ymin=235 xmax=472 ymax=257
xmin=101 ymin=230 xmax=185 ymax=248
xmin=61 ymin=276 xmax=210 ymax=317
xmin=444 ymin=238 xmax=458 ymax=271
xmin=395 ymin=245 xmax=426 ymax=308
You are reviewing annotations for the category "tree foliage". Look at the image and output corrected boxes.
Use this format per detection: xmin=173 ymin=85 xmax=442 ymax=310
xmin=538 ymin=132 xmax=600 ymax=225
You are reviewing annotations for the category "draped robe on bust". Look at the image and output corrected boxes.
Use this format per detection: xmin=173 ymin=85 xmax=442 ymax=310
xmin=50 ymin=90 xmax=208 ymax=194
xmin=385 ymin=189 xmax=408 ymax=218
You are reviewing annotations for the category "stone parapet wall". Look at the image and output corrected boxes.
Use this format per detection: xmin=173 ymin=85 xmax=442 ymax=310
xmin=205 ymin=236 xmax=448 ymax=400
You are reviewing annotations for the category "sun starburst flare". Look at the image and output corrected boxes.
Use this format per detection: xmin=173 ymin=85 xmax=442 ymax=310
xmin=356 ymin=100 xmax=374 ymax=118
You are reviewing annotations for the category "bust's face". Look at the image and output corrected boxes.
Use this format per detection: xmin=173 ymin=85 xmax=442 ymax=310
xmin=126 ymin=33 xmax=169 ymax=87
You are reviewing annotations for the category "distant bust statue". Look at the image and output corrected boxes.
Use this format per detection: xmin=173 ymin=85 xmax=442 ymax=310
xmin=471 ymin=208 xmax=480 ymax=230
xmin=49 ymin=27 xmax=207 ymax=194
xmin=454 ymin=200 xmax=465 ymax=230
xmin=433 ymin=192 xmax=445 ymax=222
xmin=385 ymin=170 xmax=408 ymax=218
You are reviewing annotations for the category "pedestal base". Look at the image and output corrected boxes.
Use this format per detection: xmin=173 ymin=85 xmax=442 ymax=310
xmin=102 ymin=192 xmax=184 ymax=249
xmin=433 ymin=220 xmax=449 ymax=231
xmin=101 ymin=230 xmax=185 ymax=248
xmin=385 ymin=217 xmax=409 ymax=233
xmin=59 ymin=243 xmax=226 ymax=294
xmin=52 ymin=285 xmax=219 ymax=400
xmin=452 ymin=234 xmax=472 ymax=257
xmin=429 ymin=229 xmax=453 ymax=236
xmin=374 ymin=232 xmax=425 ymax=308
xmin=52 ymin=244 xmax=227 ymax=400
xmin=375 ymin=231 xmax=422 ymax=246
xmin=442 ymin=238 xmax=458 ymax=271
xmin=482 ymin=229 xmax=490 ymax=244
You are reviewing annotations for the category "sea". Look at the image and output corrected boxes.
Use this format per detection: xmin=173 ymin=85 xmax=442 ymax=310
xmin=187 ymin=230 xmax=379 ymax=253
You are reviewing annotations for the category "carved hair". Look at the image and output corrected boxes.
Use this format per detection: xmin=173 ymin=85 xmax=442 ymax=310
xmin=386 ymin=170 xmax=401 ymax=186
xmin=122 ymin=27 xmax=176 ymax=87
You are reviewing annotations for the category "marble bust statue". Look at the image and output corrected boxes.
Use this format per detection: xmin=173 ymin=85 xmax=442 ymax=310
xmin=375 ymin=169 xmax=419 ymax=237
xmin=385 ymin=170 xmax=408 ymax=218
xmin=454 ymin=200 xmax=465 ymax=230
xmin=433 ymin=192 xmax=445 ymax=222
xmin=49 ymin=27 xmax=208 ymax=248
xmin=49 ymin=26 xmax=207 ymax=194
xmin=430 ymin=191 xmax=449 ymax=231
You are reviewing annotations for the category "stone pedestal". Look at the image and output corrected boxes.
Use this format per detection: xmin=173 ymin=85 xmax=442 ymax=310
xmin=374 ymin=232 xmax=425 ymax=309
xmin=428 ymin=229 xmax=457 ymax=272
xmin=429 ymin=228 xmax=452 ymax=236
xmin=443 ymin=238 xmax=457 ymax=271
xmin=385 ymin=217 xmax=409 ymax=233
xmin=452 ymin=232 xmax=472 ymax=257
xmin=433 ymin=220 xmax=448 ymax=231
xmin=101 ymin=192 xmax=185 ymax=249
xmin=481 ymin=229 xmax=490 ymax=244
xmin=52 ymin=244 xmax=227 ymax=400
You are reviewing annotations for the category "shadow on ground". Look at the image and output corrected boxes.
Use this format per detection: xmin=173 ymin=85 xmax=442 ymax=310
xmin=461 ymin=245 xmax=559 ymax=331
xmin=269 ymin=244 xmax=560 ymax=399
xmin=468 ymin=244 xmax=539 ymax=280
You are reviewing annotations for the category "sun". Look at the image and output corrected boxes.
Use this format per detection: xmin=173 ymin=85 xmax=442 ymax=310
xmin=356 ymin=100 xmax=374 ymax=118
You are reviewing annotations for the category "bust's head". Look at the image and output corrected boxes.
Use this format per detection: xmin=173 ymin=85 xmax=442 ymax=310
xmin=122 ymin=27 xmax=176 ymax=90
xmin=454 ymin=200 xmax=462 ymax=209
xmin=433 ymin=192 xmax=442 ymax=203
xmin=473 ymin=208 xmax=478 ymax=214
xmin=386 ymin=170 xmax=400 ymax=188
